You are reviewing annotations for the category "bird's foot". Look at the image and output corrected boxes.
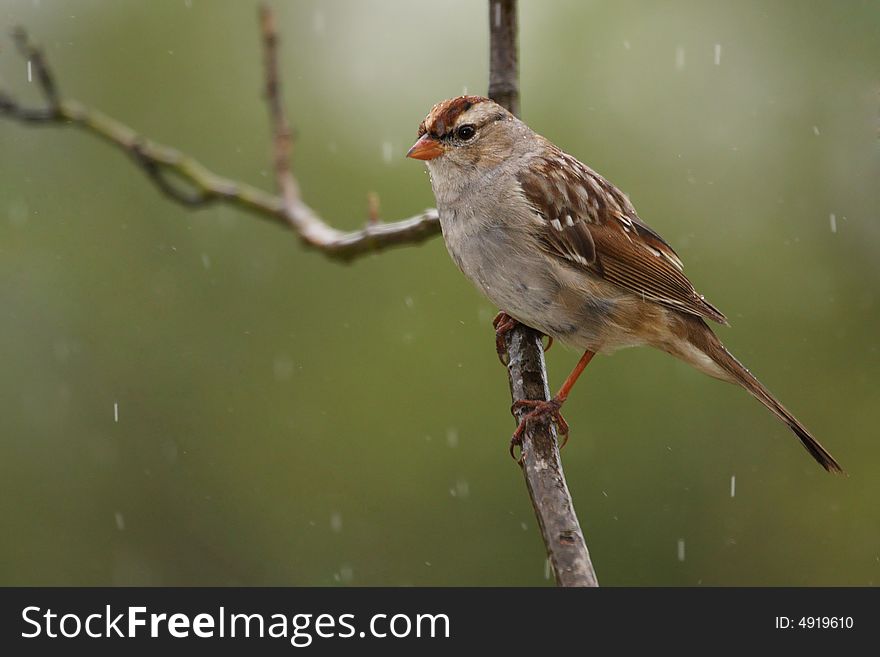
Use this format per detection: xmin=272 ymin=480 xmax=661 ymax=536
xmin=509 ymin=397 xmax=569 ymax=461
xmin=493 ymin=312 xmax=552 ymax=363
xmin=492 ymin=311 xmax=520 ymax=364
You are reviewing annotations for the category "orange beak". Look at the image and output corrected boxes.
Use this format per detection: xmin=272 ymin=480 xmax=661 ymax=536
xmin=406 ymin=134 xmax=443 ymax=161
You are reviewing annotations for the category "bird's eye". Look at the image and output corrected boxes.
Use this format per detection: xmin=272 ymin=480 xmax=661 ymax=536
xmin=456 ymin=124 xmax=476 ymax=141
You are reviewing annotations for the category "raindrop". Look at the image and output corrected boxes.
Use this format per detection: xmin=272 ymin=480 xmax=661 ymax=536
xmin=677 ymin=539 xmax=686 ymax=562
xmin=8 ymin=200 xmax=29 ymax=226
xmin=338 ymin=564 xmax=354 ymax=583
xmin=330 ymin=512 xmax=343 ymax=533
xmin=675 ymin=46 xmax=685 ymax=71
xmin=730 ymin=475 xmax=736 ymax=498
xmin=544 ymin=558 xmax=551 ymax=580
xmin=445 ymin=428 xmax=459 ymax=448
xmin=313 ymin=10 xmax=325 ymax=35
xmin=454 ymin=480 xmax=470 ymax=499
xmin=382 ymin=141 xmax=393 ymax=164
xmin=623 ymin=40 xmax=631 ymax=50
xmin=114 ymin=512 xmax=125 ymax=531
xmin=53 ymin=339 xmax=72 ymax=362
xmin=812 ymin=125 xmax=821 ymax=136
xmin=493 ymin=1 xmax=501 ymax=28
xmin=714 ymin=43 xmax=722 ymax=66
xmin=829 ymin=213 xmax=837 ymax=233
xmin=161 ymin=440 xmax=179 ymax=464
xmin=273 ymin=354 xmax=294 ymax=381
xmin=27 ymin=60 xmax=32 ymax=82
xmin=201 ymin=253 xmax=211 ymax=269
xmin=113 ymin=402 xmax=119 ymax=423
xmin=404 ymin=296 xmax=414 ymax=309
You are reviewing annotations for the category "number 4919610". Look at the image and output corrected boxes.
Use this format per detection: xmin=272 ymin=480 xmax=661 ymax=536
xmin=775 ymin=617 xmax=854 ymax=629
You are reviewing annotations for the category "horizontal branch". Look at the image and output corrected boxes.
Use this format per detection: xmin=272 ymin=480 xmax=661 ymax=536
xmin=0 ymin=26 xmax=440 ymax=263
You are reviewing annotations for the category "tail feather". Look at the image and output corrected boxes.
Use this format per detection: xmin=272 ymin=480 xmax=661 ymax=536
xmin=678 ymin=318 xmax=844 ymax=474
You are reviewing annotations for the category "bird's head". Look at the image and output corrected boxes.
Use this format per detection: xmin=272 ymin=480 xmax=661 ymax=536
xmin=406 ymin=96 xmax=526 ymax=180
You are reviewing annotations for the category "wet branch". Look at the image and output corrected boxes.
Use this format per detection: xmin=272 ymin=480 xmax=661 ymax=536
xmin=489 ymin=0 xmax=598 ymax=587
xmin=0 ymin=25 xmax=440 ymax=262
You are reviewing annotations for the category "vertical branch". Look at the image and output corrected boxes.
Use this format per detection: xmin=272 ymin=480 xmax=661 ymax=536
xmin=259 ymin=5 xmax=300 ymax=212
xmin=488 ymin=0 xmax=520 ymax=118
xmin=253 ymin=5 xmax=443 ymax=257
xmin=488 ymin=0 xmax=598 ymax=587
xmin=12 ymin=26 xmax=61 ymax=113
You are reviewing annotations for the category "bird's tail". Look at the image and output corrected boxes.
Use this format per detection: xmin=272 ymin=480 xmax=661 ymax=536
xmin=673 ymin=317 xmax=844 ymax=474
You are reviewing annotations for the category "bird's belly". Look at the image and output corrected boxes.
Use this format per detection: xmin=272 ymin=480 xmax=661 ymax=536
xmin=444 ymin=221 xmax=645 ymax=353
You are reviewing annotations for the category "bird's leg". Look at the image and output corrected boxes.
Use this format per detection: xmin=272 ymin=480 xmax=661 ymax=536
xmin=509 ymin=350 xmax=595 ymax=459
xmin=492 ymin=311 xmax=520 ymax=364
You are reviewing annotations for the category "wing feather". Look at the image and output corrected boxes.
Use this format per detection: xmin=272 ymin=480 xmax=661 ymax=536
xmin=517 ymin=149 xmax=728 ymax=325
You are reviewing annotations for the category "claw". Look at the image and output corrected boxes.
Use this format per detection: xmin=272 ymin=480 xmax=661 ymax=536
xmin=493 ymin=311 xmax=519 ymax=365
xmin=493 ymin=312 xmax=555 ymax=362
xmin=508 ymin=397 xmax=569 ymax=461
xmin=509 ymin=435 xmax=523 ymax=463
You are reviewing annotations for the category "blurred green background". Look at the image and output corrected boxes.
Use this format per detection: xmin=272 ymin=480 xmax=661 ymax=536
xmin=1 ymin=0 xmax=878 ymax=586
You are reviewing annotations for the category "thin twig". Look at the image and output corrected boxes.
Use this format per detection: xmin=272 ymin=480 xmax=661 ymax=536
xmin=0 ymin=25 xmax=440 ymax=263
xmin=367 ymin=192 xmax=381 ymax=225
xmin=259 ymin=5 xmax=300 ymax=214
xmin=12 ymin=26 xmax=60 ymax=111
xmin=489 ymin=0 xmax=598 ymax=587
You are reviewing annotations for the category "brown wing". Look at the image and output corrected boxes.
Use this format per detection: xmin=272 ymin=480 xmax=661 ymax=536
xmin=517 ymin=149 xmax=728 ymax=325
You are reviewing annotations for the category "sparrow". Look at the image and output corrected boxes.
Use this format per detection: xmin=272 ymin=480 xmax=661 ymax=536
xmin=407 ymin=95 xmax=842 ymax=473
